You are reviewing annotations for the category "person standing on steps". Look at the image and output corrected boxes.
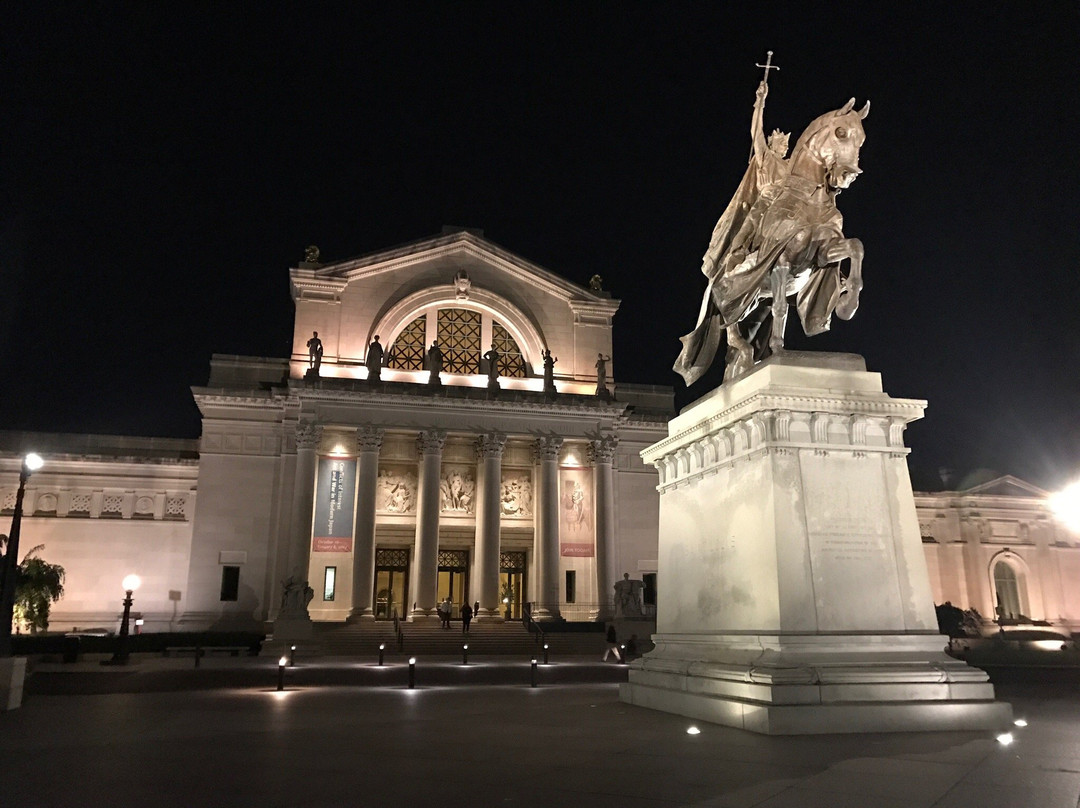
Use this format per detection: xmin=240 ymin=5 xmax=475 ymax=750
xmin=460 ymin=601 xmax=473 ymax=634
xmin=602 ymin=624 xmax=622 ymax=662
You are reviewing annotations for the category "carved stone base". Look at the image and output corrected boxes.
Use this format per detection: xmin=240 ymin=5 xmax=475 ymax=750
xmin=272 ymin=614 xmax=313 ymax=643
xmin=624 ymin=353 xmax=1010 ymax=734
xmin=0 ymin=657 xmax=27 ymax=710
xmin=621 ymin=633 xmax=1010 ymax=735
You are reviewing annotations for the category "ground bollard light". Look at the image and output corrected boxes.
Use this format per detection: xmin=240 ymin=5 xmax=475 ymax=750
xmin=620 ymin=644 xmax=627 ymax=665
xmin=277 ymin=656 xmax=287 ymax=691
xmin=531 ymin=657 xmax=538 ymax=687
xmin=543 ymin=643 xmax=549 ymax=664
xmin=462 ymin=644 xmax=469 ymax=665
xmin=408 ymin=657 xmax=416 ymax=689
xmin=289 ymin=645 xmax=296 ymax=667
xmin=378 ymin=643 xmax=385 ymax=666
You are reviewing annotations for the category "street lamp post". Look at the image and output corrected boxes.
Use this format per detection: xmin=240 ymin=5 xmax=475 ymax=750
xmin=108 ymin=575 xmax=141 ymax=665
xmin=0 ymin=453 xmax=44 ymax=658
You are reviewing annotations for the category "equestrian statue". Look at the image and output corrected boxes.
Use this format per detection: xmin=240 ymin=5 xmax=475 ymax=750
xmin=674 ymin=53 xmax=869 ymax=385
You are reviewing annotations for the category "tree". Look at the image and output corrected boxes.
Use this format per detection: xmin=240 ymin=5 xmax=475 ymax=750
xmin=12 ymin=544 xmax=65 ymax=634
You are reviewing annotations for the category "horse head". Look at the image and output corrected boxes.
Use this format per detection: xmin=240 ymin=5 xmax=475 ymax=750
xmin=791 ymin=98 xmax=869 ymax=190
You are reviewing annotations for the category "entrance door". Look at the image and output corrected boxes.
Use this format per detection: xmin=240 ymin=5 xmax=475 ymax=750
xmin=499 ymin=551 xmax=526 ymax=619
xmin=374 ymin=549 xmax=410 ymax=620
xmin=436 ymin=550 xmax=469 ymax=618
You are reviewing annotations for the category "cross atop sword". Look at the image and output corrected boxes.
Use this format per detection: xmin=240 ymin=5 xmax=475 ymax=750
xmin=756 ymin=50 xmax=780 ymax=86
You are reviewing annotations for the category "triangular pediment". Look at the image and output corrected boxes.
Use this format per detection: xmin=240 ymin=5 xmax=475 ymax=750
xmin=960 ymin=475 xmax=1047 ymax=498
xmin=296 ymin=230 xmax=614 ymax=308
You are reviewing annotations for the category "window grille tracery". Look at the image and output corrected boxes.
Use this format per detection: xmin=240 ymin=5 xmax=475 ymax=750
xmin=500 ymin=551 xmax=526 ymax=571
xmin=69 ymin=493 xmax=92 ymax=515
xmin=165 ymin=496 xmax=186 ymax=518
xmin=437 ymin=309 xmax=481 ymax=374
xmin=101 ymin=494 xmax=124 ymax=516
xmin=388 ymin=315 xmax=427 ymax=371
xmin=438 ymin=550 xmax=468 ymax=568
xmin=376 ymin=549 xmax=409 ymax=568
xmin=493 ymin=322 xmax=527 ymax=378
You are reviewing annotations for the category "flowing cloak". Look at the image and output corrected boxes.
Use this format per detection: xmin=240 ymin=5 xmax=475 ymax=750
xmin=673 ymin=168 xmax=846 ymax=387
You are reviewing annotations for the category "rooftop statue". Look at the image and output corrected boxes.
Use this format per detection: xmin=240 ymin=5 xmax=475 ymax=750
xmin=674 ymin=53 xmax=869 ymax=385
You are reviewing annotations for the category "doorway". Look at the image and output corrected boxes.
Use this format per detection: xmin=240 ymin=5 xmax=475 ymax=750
xmin=437 ymin=550 xmax=469 ymax=618
xmin=374 ymin=548 xmax=409 ymax=620
xmin=500 ymin=551 xmax=526 ymax=619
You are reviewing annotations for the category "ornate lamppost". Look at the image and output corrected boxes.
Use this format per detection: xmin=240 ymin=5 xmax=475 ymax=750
xmin=107 ymin=575 xmax=141 ymax=665
xmin=0 ymin=452 xmax=44 ymax=658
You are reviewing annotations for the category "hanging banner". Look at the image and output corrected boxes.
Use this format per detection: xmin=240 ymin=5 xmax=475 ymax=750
xmin=312 ymin=456 xmax=356 ymax=553
xmin=559 ymin=467 xmax=595 ymax=557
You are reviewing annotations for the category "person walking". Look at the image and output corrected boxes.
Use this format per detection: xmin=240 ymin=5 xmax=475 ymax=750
xmin=460 ymin=601 xmax=473 ymax=634
xmin=602 ymin=624 xmax=622 ymax=662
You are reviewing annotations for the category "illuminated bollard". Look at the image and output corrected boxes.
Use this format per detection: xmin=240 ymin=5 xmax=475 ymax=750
xmin=619 ymin=644 xmax=627 ymax=665
xmin=378 ymin=643 xmax=385 ymax=666
xmin=289 ymin=645 xmax=296 ymax=667
xmin=543 ymin=643 xmax=549 ymax=665
xmin=408 ymin=657 xmax=416 ymax=689
xmin=277 ymin=656 xmax=287 ymax=691
xmin=462 ymin=644 xmax=469 ymax=665
xmin=531 ymin=657 xmax=538 ymax=688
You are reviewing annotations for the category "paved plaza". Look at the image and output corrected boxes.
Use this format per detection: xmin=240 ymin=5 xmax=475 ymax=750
xmin=2 ymin=656 xmax=1078 ymax=807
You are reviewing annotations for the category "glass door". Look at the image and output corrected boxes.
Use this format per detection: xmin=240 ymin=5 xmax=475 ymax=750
xmin=436 ymin=550 xmax=469 ymax=617
xmin=499 ymin=551 xmax=526 ymax=619
xmin=373 ymin=549 xmax=409 ymax=620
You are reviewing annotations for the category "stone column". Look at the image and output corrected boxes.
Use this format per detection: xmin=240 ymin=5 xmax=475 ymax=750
xmin=589 ymin=435 xmax=619 ymax=620
xmin=411 ymin=429 xmax=445 ymax=618
xmin=533 ymin=436 xmax=563 ymax=620
xmin=475 ymin=432 xmax=506 ymax=619
xmin=349 ymin=426 xmax=384 ymax=619
xmin=287 ymin=423 xmax=322 ymax=595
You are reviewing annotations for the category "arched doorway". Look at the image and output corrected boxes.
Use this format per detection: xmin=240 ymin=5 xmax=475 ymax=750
xmin=991 ymin=557 xmax=1028 ymax=621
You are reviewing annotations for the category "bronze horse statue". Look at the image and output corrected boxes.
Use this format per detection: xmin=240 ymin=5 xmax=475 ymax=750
xmin=674 ymin=92 xmax=870 ymax=385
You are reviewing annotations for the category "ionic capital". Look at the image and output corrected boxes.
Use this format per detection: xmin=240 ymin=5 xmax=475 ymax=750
xmin=355 ymin=426 xmax=384 ymax=453
xmin=417 ymin=429 xmax=447 ymax=455
xmin=476 ymin=432 xmax=507 ymax=460
xmin=295 ymin=423 xmax=323 ymax=451
xmin=587 ymin=435 xmax=619 ymax=465
xmin=533 ymin=435 xmax=563 ymax=462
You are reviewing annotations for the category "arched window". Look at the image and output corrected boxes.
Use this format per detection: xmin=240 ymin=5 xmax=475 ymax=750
xmin=387 ymin=315 xmax=426 ymax=371
xmin=386 ymin=306 xmax=531 ymax=379
xmin=992 ymin=559 xmax=1027 ymax=621
xmin=492 ymin=321 xmax=527 ymax=378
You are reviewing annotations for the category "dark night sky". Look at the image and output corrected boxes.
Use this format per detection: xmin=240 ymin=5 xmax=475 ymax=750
xmin=2 ymin=4 xmax=1078 ymax=492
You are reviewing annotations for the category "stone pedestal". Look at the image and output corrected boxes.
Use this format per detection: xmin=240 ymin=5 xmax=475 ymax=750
xmin=620 ymin=353 xmax=1010 ymax=735
xmin=0 ymin=657 xmax=27 ymax=710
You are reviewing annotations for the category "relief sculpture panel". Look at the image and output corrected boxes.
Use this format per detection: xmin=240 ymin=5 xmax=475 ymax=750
xmin=377 ymin=465 xmax=417 ymax=514
xmin=440 ymin=465 xmax=475 ymax=514
xmin=500 ymin=471 xmax=533 ymax=519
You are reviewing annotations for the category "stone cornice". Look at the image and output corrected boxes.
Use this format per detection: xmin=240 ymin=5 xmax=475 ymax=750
xmin=291 ymin=231 xmax=614 ymax=308
xmin=643 ymin=389 xmax=925 ymax=464
xmin=289 ymin=272 xmax=349 ymax=303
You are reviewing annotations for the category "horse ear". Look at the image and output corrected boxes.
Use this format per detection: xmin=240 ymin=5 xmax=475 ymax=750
xmin=857 ymin=100 xmax=870 ymax=119
xmin=838 ymin=98 xmax=855 ymax=115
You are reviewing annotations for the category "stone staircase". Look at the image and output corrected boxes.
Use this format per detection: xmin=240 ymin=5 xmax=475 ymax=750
xmin=314 ymin=619 xmax=606 ymax=657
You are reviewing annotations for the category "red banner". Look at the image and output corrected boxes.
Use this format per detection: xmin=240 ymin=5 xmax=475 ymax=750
xmin=312 ymin=537 xmax=353 ymax=553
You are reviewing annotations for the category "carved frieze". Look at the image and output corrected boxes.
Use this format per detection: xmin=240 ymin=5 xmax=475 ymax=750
xmin=377 ymin=465 xmax=418 ymax=514
xmin=440 ymin=466 xmax=476 ymax=514
xmin=500 ymin=471 xmax=533 ymax=519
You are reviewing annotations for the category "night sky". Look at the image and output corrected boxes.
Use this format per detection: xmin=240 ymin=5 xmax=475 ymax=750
xmin=3 ymin=4 xmax=1078 ymax=492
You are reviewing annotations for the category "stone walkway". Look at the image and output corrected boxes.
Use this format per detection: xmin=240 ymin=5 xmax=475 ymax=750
xmin=2 ymin=657 xmax=1077 ymax=807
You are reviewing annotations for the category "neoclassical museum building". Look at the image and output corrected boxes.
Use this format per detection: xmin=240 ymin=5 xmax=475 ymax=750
xmin=2 ymin=231 xmax=1079 ymax=636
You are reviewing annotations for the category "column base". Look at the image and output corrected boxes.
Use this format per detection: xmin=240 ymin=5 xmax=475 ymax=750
xmin=410 ymin=608 xmax=438 ymax=620
xmin=347 ymin=608 xmax=375 ymax=621
xmin=531 ymin=608 xmax=563 ymax=622
xmin=621 ymin=632 xmax=1012 ymax=735
xmin=476 ymin=608 xmax=502 ymax=620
